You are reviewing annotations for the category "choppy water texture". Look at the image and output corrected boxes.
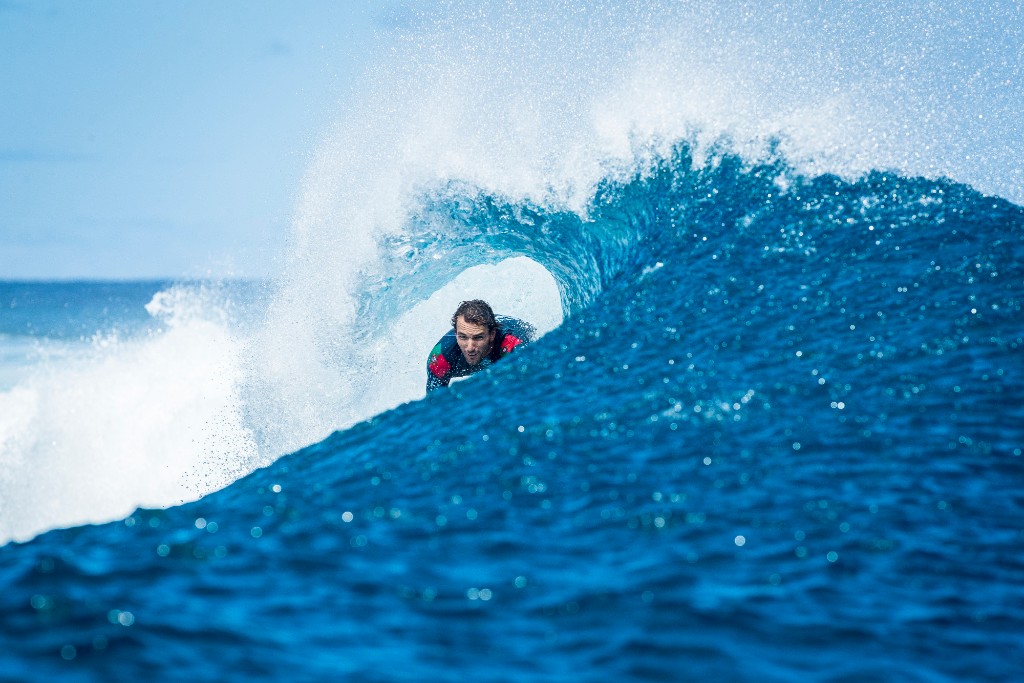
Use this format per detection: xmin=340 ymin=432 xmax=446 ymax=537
xmin=2 ymin=141 xmax=1023 ymax=681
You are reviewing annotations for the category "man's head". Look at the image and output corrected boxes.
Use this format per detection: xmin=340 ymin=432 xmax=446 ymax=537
xmin=451 ymin=300 xmax=497 ymax=366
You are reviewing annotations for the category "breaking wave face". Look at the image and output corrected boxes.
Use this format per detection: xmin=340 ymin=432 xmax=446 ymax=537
xmin=1 ymin=0 xmax=1021 ymax=548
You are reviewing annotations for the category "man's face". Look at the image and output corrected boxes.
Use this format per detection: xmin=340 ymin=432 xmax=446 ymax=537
xmin=455 ymin=316 xmax=496 ymax=366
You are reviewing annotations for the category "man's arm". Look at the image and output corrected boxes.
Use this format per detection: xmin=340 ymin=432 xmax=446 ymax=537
xmin=426 ymin=335 xmax=454 ymax=393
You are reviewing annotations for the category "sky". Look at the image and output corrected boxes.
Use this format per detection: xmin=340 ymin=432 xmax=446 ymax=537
xmin=0 ymin=1 xmax=414 ymax=280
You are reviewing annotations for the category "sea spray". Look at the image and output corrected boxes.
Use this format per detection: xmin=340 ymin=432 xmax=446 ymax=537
xmin=0 ymin=283 xmax=257 ymax=544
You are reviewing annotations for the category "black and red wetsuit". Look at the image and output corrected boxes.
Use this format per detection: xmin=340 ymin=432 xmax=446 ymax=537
xmin=426 ymin=316 xmax=536 ymax=393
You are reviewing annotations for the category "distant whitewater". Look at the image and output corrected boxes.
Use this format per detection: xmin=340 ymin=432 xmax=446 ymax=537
xmin=1 ymin=2 xmax=1023 ymax=681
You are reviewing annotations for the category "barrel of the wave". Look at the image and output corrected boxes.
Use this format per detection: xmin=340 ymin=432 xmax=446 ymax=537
xmin=425 ymin=299 xmax=536 ymax=393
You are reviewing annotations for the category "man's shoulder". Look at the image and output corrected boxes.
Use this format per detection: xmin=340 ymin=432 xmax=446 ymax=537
xmin=496 ymin=316 xmax=537 ymax=352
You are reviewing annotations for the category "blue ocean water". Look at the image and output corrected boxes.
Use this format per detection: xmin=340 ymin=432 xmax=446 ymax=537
xmin=0 ymin=281 xmax=170 ymax=341
xmin=1 ymin=139 xmax=1022 ymax=681
xmin=0 ymin=281 xmax=163 ymax=388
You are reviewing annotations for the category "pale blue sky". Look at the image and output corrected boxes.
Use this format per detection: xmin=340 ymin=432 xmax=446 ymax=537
xmin=0 ymin=1 xmax=414 ymax=280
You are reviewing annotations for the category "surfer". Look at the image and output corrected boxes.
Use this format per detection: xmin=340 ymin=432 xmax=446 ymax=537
xmin=426 ymin=299 xmax=535 ymax=392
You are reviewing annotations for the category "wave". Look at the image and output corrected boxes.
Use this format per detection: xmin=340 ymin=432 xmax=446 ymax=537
xmin=2 ymin=140 xmax=1021 ymax=679
xmin=2 ymin=0 xmax=1022 ymax=550
xmin=4 ymin=125 xmax=1020 ymax=548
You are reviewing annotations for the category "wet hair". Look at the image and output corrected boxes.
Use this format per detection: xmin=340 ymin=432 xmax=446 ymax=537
xmin=452 ymin=299 xmax=498 ymax=331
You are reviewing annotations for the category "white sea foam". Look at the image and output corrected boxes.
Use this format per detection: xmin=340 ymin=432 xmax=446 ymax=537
xmin=0 ymin=286 xmax=256 ymax=544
